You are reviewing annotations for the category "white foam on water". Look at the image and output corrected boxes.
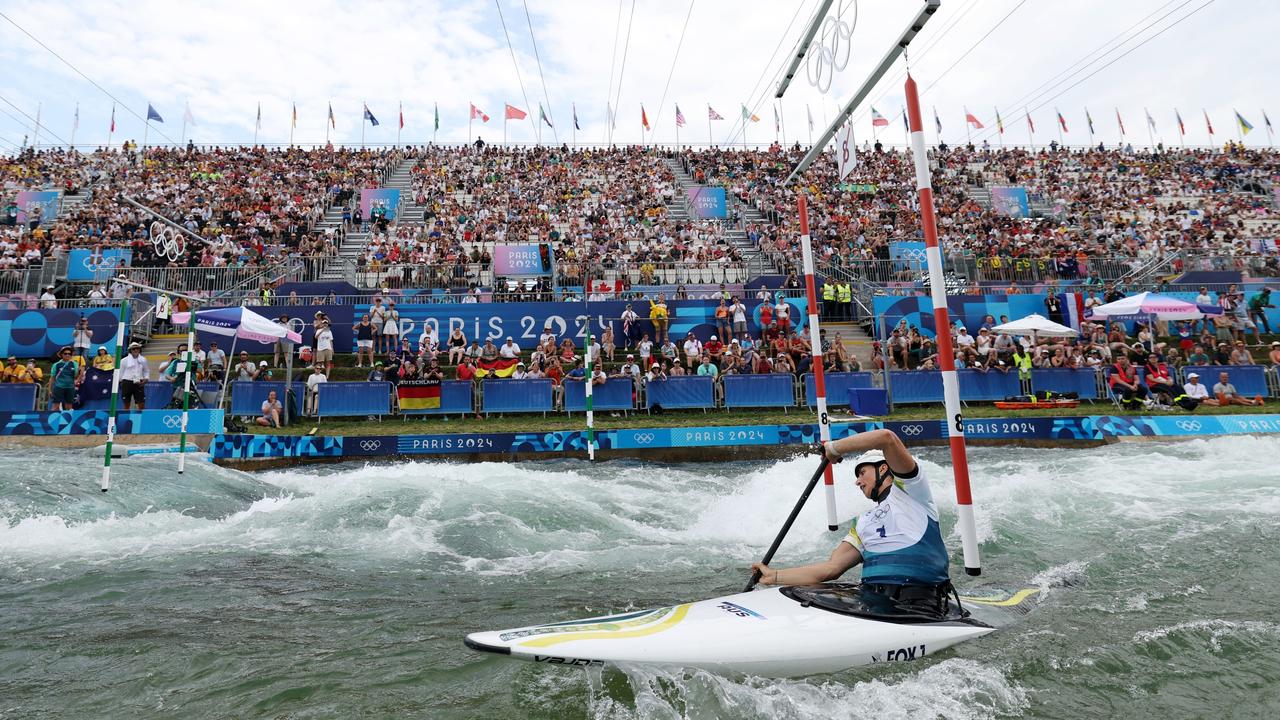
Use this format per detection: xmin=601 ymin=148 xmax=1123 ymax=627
xmin=1133 ymin=619 xmax=1280 ymax=652
xmin=581 ymin=659 xmax=1029 ymax=720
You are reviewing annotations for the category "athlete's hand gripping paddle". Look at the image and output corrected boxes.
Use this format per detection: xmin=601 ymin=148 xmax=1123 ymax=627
xmin=744 ymin=453 xmax=832 ymax=592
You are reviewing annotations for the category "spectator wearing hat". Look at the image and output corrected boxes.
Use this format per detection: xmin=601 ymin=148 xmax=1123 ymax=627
xmin=510 ymin=361 xmax=528 ymax=380
xmin=615 ymin=354 xmax=641 ymax=380
xmin=1213 ymin=342 xmax=1232 ymax=365
xmin=314 ymin=314 xmax=334 ymax=374
xmin=0 ymin=356 xmax=33 ymax=384
xmin=234 ymin=352 xmax=259 ymax=382
xmin=367 ymin=362 xmax=386 ymax=382
xmin=499 ymin=337 xmax=521 ymax=360
xmin=257 ymin=361 xmax=273 ymax=381
xmin=91 ymin=346 xmax=115 ymax=372
xmin=273 ymin=315 xmax=291 ymax=367
xmin=1269 ymin=341 xmax=1280 ymax=368
xmin=39 ymin=286 xmax=56 ymax=310
xmin=48 ymin=347 xmax=83 ymax=411
xmin=1181 ymin=372 xmax=1217 ymax=408
xmin=206 ymin=341 xmax=227 ymax=380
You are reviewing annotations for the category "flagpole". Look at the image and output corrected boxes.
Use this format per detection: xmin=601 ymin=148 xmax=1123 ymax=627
xmin=361 ymin=106 xmax=366 ymax=148
xmin=290 ymin=104 xmax=295 ymax=147
xmin=1234 ymin=109 xmax=1244 ymax=145
xmin=142 ymin=119 xmax=149 ymax=151
xmin=964 ymin=106 xmax=972 ymax=144
xmin=780 ymin=102 xmax=787 ymax=146
xmin=503 ymin=115 xmax=507 ymax=146
xmin=1025 ymin=108 xmax=1033 ymax=150
xmin=1056 ymin=109 xmax=1064 ymax=148
xmin=1266 ymin=110 xmax=1274 ymax=148
xmin=469 ymin=109 xmax=473 ymax=144
xmin=708 ymin=105 xmax=712 ymax=147
xmin=807 ymin=104 xmax=813 ymax=147
xmin=108 ymin=103 xmax=115 ymax=150
xmin=33 ymin=102 xmax=40 ymax=149
xmin=1086 ymin=109 xmax=1093 ymax=148
xmin=69 ymin=102 xmax=78 ymax=150
xmin=397 ymin=102 xmax=402 ymax=147
xmin=995 ymin=108 xmax=1003 ymax=149
xmin=1145 ymin=108 xmax=1155 ymax=149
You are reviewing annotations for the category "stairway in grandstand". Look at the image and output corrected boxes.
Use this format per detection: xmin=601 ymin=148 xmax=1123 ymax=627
xmin=138 ymin=333 xmax=189 ymax=372
xmin=317 ymin=157 xmax=419 ymax=281
xmin=821 ymin=321 xmax=877 ymax=370
xmin=661 ymin=157 xmax=776 ymax=275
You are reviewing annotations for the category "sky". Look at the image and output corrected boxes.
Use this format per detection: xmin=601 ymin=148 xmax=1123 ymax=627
xmin=0 ymin=0 xmax=1275 ymax=153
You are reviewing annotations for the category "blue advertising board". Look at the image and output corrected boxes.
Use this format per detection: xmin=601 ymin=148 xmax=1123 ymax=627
xmin=359 ymin=189 xmax=400 ymax=221
xmin=0 ymin=306 xmax=127 ymax=358
xmin=66 ymin=249 xmax=132 ymax=282
xmin=686 ymin=187 xmax=728 ymax=219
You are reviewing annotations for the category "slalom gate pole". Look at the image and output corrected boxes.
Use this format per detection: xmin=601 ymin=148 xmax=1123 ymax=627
xmin=585 ymin=325 xmax=595 ymax=460
xmin=100 ymin=299 xmax=128 ymax=492
xmin=905 ymin=74 xmax=981 ymax=576
xmin=177 ymin=307 xmax=197 ymax=475
xmin=744 ymin=456 xmax=831 ymax=592
xmin=798 ymin=196 xmax=838 ymax=531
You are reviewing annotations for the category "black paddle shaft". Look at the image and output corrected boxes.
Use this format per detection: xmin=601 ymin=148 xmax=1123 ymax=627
xmin=743 ymin=455 xmax=832 ymax=593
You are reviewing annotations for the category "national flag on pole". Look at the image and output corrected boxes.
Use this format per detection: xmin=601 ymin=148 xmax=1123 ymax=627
xmin=183 ymin=102 xmax=194 ymax=127
xmin=573 ymin=103 xmax=580 ymax=130
xmin=291 ymin=103 xmax=297 ymax=129
xmin=434 ymin=103 xmax=440 ymax=131
xmin=504 ymin=104 xmax=526 ymax=120
xmin=146 ymin=103 xmax=163 ymax=123
xmin=965 ymin=109 xmax=984 ymax=129
xmin=539 ymin=103 xmax=553 ymax=128
xmin=675 ymin=104 xmax=686 ymax=128
xmin=397 ymin=380 xmax=442 ymax=409
xmin=470 ymin=103 xmax=489 ymax=123
xmin=1025 ymin=111 xmax=1035 ymax=133
xmin=255 ymin=102 xmax=262 ymax=131
xmin=996 ymin=108 xmax=1004 ymax=134
xmin=901 ymin=108 xmax=907 ymax=133
xmin=835 ymin=120 xmax=856 ymax=180
xmin=110 ymin=104 xmax=115 ymax=133
xmin=1175 ymin=109 xmax=1185 ymax=136
xmin=774 ymin=105 xmax=780 ymax=133
xmin=1235 ymin=110 xmax=1254 ymax=135
xmin=364 ymin=104 xmax=379 ymax=126
xmin=933 ymin=107 xmax=942 ymax=134
xmin=1056 ymin=109 xmax=1067 ymax=132
xmin=329 ymin=102 xmax=336 ymax=129
xmin=708 ymin=105 xmax=724 ymax=121
xmin=870 ymin=107 xmax=889 ymax=127
xmin=1116 ymin=108 xmax=1126 ymax=135
xmin=641 ymin=105 xmax=650 ymax=131
xmin=1085 ymin=108 xmax=1095 ymax=135
xmin=742 ymin=104 xmax=760 ymax=122
xmin=73 ymin=103 xmax=80 ymax=131
xmin=1203 ymin=109 xmax=1215 ymax=135
xmin=399 ymin=102 xmax=404 ymax=130
xmin=1264 ymin=110 xmax=1273 ymax=135
xmin=606 ymin=103 xmax=615 ymax=128
xmin=1145 ymin=108 xmax=1156 ymax=131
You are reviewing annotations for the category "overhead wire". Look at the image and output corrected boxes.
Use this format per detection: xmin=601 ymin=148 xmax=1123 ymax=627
xmin=608 ymin=0 xmax=638 ymax=145
xmin=0 ymin=10 xmax=178 ymax=145
xmin=602 ymin=0 xmax=626 ymax=142
xmin=493 ymin=0 xmax=538 ymax=143
xmin=922 ymin=0 xmax=1027 ymax=93
xmin=722 ymin=0 xmax=814 ymax=146
xmin=650 ymin=0 xmax=698 ymax=134
xmin=970 ymin=0 xmax=1216 ymax=145
xmin=0 ymin=94 xmax=70 ymax=147
xmin=521 ymin=0 xmax=559 ymax=144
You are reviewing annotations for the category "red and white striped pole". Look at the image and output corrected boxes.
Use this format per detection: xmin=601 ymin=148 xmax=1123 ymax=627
xmin=904 ymin=74 xmax=981 ymax=575
xmin=798 ymin=196 xmax=838 ymax=531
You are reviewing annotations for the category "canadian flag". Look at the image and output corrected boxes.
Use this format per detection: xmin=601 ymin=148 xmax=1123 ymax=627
xmin=470 ymin=103 xmax=490 ymax=122
xmin=505 ymin=104 xmax=527 ymax=120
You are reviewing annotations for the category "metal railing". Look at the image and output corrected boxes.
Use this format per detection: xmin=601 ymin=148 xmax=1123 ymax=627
xmin=818 ymin=253 xmax=1208 ymax=289
xmin=323 ymin=258 xmax=754 ymax=290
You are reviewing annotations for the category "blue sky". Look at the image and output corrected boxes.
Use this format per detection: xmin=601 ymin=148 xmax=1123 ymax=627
xmin=0 ymin=0 xmax=1274 ymax=151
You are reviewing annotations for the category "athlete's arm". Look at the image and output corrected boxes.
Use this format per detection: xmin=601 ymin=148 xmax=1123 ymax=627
xmin=824 ymin=429 xmax=917 ymax=476
xmin=751 ymin=542 xmax=862 ymax=586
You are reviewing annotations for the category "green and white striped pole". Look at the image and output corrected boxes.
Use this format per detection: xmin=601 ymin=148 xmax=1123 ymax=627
xmin=99 ymin=298 xmax=128 ymax=492
xmin=177 ymin=306 xmax=197 ymax=474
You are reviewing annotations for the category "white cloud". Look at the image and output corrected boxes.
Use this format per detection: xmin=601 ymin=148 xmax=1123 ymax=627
xmin=0 ymin=0 xmax=1274 ymax=152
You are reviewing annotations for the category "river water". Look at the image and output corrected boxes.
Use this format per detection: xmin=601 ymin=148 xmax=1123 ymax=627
xmin=2 ymin=436 xmax=1278 ymax=719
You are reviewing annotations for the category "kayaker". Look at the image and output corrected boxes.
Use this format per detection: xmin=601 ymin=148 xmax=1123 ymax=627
xmin=750 ymin=429 xmax=953 ymax=616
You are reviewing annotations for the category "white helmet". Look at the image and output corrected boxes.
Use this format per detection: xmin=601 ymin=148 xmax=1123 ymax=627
xmin=852 ymin=450 xmax=888 ymax=476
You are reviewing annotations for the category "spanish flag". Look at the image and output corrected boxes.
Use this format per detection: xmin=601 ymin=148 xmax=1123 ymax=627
xmin=398 ymin=380 xmax=441 ymax=410
xmin=474 ymin=358 xmax=520 ymax=378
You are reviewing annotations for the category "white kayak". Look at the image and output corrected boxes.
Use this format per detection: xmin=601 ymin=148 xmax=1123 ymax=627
xmin=465 ymin=582 xmax=1039 ymax=677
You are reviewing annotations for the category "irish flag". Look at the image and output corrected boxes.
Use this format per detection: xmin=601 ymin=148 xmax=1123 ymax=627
xmin=475 ymin=358 xmax=520 ymax=378
xmin=398 ymin=380 xmax=442 ymax=410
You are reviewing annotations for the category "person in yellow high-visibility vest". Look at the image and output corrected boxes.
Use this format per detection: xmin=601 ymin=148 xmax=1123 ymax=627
xmin=648 ymin=294 xmax=669 ymax=345
xmin=822 ymin=280 xmax=837 ymax=320
xmin=1012 ymin=345 xmax=1034 ymax=395
xmin=837 ymin=282 xmax=853 ymax=321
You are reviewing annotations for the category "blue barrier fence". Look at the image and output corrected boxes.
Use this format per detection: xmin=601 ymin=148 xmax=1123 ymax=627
xmin=803 ymin=372 xmax=876 ymax=406
xmin=564 ymin=378 xmax=634 ymax=412
xmin=231 ymin=381 xmax=304 ymax=419
xmin=482 ymin=379 xmax=553 ymax=414
xmin=399 ymin=380 xmax=475 ymax=416
xmin=1028 ymin=368 xmax=1103 ymax=400
xmin=1181 ymin=365 xmax=1271 ymax=397
xmin=317 ymin=381 xmax=393 ymax=418
xmin=888 ymin=369 xmax=1023 ymax=404
xmin=723 ymin=373 xmax=795 ymax=409
xmin=0 ymin=384 xmax=37 ymax=412
xmin=646 ymin=376 xmax=715 ymax=410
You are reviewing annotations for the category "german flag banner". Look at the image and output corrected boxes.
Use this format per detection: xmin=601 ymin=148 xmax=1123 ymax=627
xmin=474 ymin=358 xmax=519 ymax=378
xmin=398 ymin=380 xmax=441 ymax=410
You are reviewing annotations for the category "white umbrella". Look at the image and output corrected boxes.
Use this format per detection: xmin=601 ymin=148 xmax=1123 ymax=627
xmin=171 ymin=306 xmax=304 ymax=416
xmin=991 ymin=313 xmax=1078 ymax=338
xmin=1085 ymin=291 xmax=1222 ymax=321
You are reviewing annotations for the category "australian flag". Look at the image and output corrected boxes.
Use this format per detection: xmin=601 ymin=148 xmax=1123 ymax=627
xmin=146 ymin=103 xmax=164 ymax=122
xmin=364 ymin=104 xmax=379 ymax=126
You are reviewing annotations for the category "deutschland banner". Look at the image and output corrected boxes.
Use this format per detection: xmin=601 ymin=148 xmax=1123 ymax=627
xmin=397 ymin=380 xmax=442 ymax=410
xmin=474 ymin=358 xmax=520 ymax=378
